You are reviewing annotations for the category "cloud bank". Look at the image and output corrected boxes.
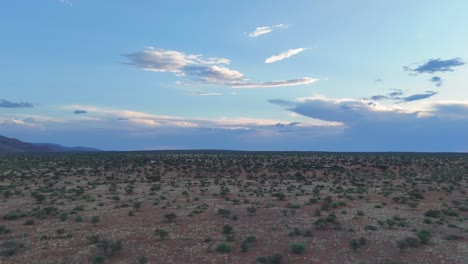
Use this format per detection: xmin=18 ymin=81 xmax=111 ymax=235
xmin=268 ymin=96 xmax=468 ymax=151
xmin=2 ymin=99 xmax=468 ymax=152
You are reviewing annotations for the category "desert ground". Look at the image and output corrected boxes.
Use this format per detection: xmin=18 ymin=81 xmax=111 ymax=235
xmin=0 ymin=151 xmax=467 ymax=263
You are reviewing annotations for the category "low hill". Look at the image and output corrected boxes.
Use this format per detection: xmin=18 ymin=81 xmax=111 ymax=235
xmin=0 ymin=135 xmax=101 ymax=153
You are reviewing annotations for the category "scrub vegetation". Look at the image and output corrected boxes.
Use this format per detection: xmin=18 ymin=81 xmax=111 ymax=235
xmin=0 ymin=151 xmax=467 ymax=263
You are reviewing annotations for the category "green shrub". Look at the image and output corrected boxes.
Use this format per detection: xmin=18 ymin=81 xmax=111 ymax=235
xmin=0 ymin=225 xmax=10 ymax=234
xmin=0 ymin=240 xmax=23 ymax=257
xmin=244 ymin=236 xmax=257 ymax=243
xmin=350 ymin=239 xmax=360 ymax=252
xmin=216 ymin=243 xmax=231 ymax=253
xmin=256 ymin=253 xmax=283 ymax=264
xmin=416 ymin=230 xmax=432 ymax=244
xmin=240 ymin=241 xmax=249 ymax=252
xmin=155 ymin=229 xmax=169 ymax=240
xmin=290 ymin=242 xmax=306 ymax=254
xmin=164 ymin=213 xmax=177 ymax=222
xmin=23 ymin=219 xmax=35 ymax=225
xmin=424 ymin=209 xmax=441 ymax=218
xmin=138 ymin=256 xmax=148 ymax=264
xmin=3 ymin=210 xmax=28 ymax=220
xmin=365 ymin=225 xmax=377 ymax=231
xmin=92 ymin=254 xmax=105 ymax=264
xmin=397 ymin=237 xmax=420 ymax=252
xmin=91 ymin=216 xmax=100 ymax=225
xmin=218 ymin=209 xmax=231 ymax=218
xmin=445 ymin=234 xmax=463 ymax=240
xmin=222 ymin=224 xmax=233 ymax=234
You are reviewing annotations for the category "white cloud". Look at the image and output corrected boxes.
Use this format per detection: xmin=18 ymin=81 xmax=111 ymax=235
xmin=124 ymin=47 xmax=192 ymax=73
xmin=248 ymin=24 xmax=288 ymax=38
xmin=265 ymin=48 xmax=306 ymax=64
xmin=124 ymin=47 xmax=319 ymax=89
xmin=186 ymin=54 xmax=231 ymax=65
xmin=185 ymin=65 xmax=244 ymax=84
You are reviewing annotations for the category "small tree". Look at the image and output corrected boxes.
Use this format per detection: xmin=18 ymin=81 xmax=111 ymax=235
xmin=155 ymin=229 xmax=169 ymax=240
xmin=133 ymin=201 xmax=142 ymax=211
xmin=350 ymin=239 xmax=360 ymax=252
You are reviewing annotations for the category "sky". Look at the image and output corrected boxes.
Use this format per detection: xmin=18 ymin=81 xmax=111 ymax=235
xmin=1 ymin=0 xmax=468 ymax=151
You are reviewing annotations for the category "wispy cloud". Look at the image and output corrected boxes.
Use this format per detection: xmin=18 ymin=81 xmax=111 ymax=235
xmin=74 ymin=110 xmax=88 ymax=114
xmin=404 ymin=58 xmax=465 ymax=74
xmin=184 ymin=92 xmax=222 ymax=96
xmin=231 ymin=78 xmax=318 ymax=89
xmin=57 ymin=0 xmax=72 ymax=6
xmin=430 ymin=76 xmax=443 ymax=87
xmin=0 ymin=99 xmax=34 ymax=108
xmin=124 ymin=47 xmax=318 ymax=89
xmin=265 ymin=48 xmax=306 ymax=64
xmin=398 ymin=91 xmax=438 ymax=103
xmin=367 ymin=90 xmax=437 ymax=103
xmin=370 ymin=95 xmax=389 ymax=101
xmin=248 ymin=24 xmax=288 ymax=38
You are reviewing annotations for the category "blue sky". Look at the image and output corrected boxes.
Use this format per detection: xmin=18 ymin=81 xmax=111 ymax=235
xmin=1 ymin=0 xmax=468 ymax=151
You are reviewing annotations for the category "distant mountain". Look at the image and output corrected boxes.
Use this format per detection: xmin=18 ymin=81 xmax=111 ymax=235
xmin=32 ymin=143 xmax=102 ymax=152
xmin=0 ymin=135 xmax=101 ymax=153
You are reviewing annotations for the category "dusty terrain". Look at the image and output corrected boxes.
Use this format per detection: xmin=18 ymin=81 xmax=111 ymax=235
xmin=0 ymin=151 xmax=467 ymax=263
